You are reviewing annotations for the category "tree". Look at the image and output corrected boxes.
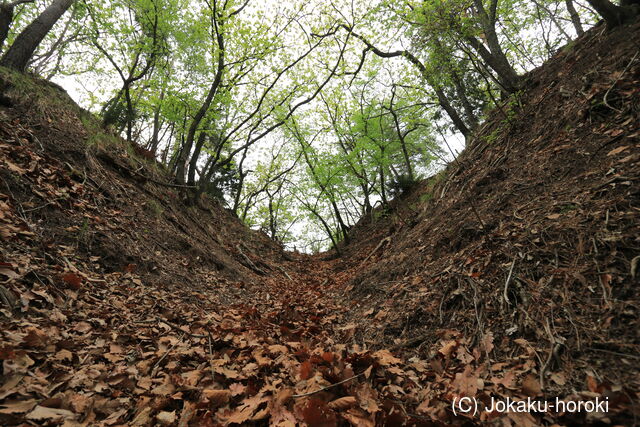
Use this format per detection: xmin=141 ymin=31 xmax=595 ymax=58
xmin=88 ymin=0 xmax=174 ymax=141
xmin=565 ymin=0 xmax=585 ymax=35
xmin=0 ymin=0 xmax=74 ymax=71
xmin=339 ymin=24 xmax=474 ymax=138
xmin=585 ymin=0 xmax=640 ymax=27
xmin=0 ymin=0 xmax=33 ymax=50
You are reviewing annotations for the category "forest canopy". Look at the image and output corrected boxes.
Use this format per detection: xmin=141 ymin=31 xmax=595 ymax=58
xmin=0 ymin=0 xmax=614 ymax=251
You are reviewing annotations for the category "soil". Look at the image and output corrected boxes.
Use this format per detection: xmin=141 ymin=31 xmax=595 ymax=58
xmin=0 ymin=20 xmax=638 ymax=427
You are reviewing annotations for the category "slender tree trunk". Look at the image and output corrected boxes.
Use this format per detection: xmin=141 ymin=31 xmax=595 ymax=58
xmin=231 ymin=145 xmax=250 ymax=213
xmin=434 ymin=87 xmax=470 ymax=138
xmin=307 ymin=204 xmax=340 ymax=254
xmin=177 ymin=74 xmax=221 ymax=185
xmin=185 ymin=130 xmax=208 ymax=185
xmin=149 ymin=89 xmax=164 ymax=154
xmin=469 ymin=0 xmax=521 ymax=93
xmin=451 ymin=71 xmax=479 ymax=130
xmin=465 ymin=35 xmax=520 ymax=93
xmin=330 ymin=199 xmax=350 ymax=243
xmin=180 ymin=6 xmax=225 ymax=186
xmin=124 ymin=85 xmax=134 ymax=141
xmin=0 ymin=0 xmax=74 ymax=71
xmin=565 ymin=0 xmax=585 ymax=35
xmin=379 ymin=165 xmax=387 ymax=205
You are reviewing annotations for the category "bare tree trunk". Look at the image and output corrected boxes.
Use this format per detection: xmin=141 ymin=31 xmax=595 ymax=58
xmin=185 ymin=130 xmax=208 ymax=185
xmin=0 ymin=0 xmax=74 ymax=71
xmin=434 ymin=87 xmax=470 ymax=138
xmin=468 ymin=0 xmax=521 ymax=93
xmin=451 ymin=71 xmax=479 ymax=130
xmin=586 ymin=0 xmax=639 ymax=27
xmin=565 ymin=0 xmax=585 ymax=35
xmin=0 ymin=1 xmax=34 ymax=50
xmin=148 ymin=89 xmax=164 ymax=154
xmin=0 ymin=3 xmax=14 ymax=50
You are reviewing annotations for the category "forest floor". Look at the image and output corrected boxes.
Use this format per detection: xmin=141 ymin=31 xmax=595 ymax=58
xmin=1 ymin=20 xmax=639 ymax=427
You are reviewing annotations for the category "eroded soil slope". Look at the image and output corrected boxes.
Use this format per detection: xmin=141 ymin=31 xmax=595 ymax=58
xmin=0 ymin=20 xmax=639 ymax=427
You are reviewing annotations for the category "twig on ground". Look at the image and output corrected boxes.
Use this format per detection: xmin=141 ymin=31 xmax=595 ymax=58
xmin=503 ymin=258 xmax=516 ymax=306
xmin=276 ymin=265 xmax=292 ymax=281
xmin=540 ymin=319 xmax=564 ymax=391
xmin=207 ymin=331 xmax=216 ymax=380
xmin=587 ymin=348 xmax=640 ymax=360
xmin=151 ymin=334 xmax=183 ymax=376
xmin=360 ymin=236 xmax=391 ymax=265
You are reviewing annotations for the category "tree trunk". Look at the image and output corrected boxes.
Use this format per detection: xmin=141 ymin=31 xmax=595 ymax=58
xmin=465 ymin=35 xmax=520 ymax=93
xmin=185 ymin=130 xmax=208 ymax=185
xmin=0 ymin=1 xmax=34 ymax=50
xmin=0 ymin=3 xmax=14 ymax=50
xmin=330 ymin=199 xmax=350 ymax=243
xmin=0 ymin=0 xmax=74 ymax=71
xmin=586 ymin=0 xmax=639 ymax=27
xmin=565 ymin=0 xmax=585 ymax=36
xmin=451 ymin=71 xmax=479 ymax=130
xmin=469 ymin=0 xmax=521 ymax=93
xmin=148 ymin=90 xmax=164 ymax=154
xmin=434 ymin=87 xmax=470 ymax=138
xmin=176 ymin=76 xmax=220 ymax=185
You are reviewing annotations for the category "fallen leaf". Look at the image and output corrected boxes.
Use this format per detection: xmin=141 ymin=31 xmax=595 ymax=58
xmin=0 ymin=374 xmax=23 ymax=400
xmin=300 ymin=360 xmax=313 ymax=380
xmin=74 ymin=322 xmax=92 ymax=333
xmin=62 ymin=273 xmax=83 ymax=290
xmin=373 ymin=349 xmax=402 ymax=366
xmin=156 ymin=410 xmax=176 ymax=425
xmin=202 ymin=389 xmax=231 ymax=407
xmin=453 ymin=365 xmax=478 ymax=397
xmin=229 ymin=382 xmax=247 ymax=396
xmin=342 ymin=407 xmax=375 ymax=427
xmin=130 ymin=407 xmax=152 ymax=426
xmin=522 ymin=374 xmax=541 ymax=397
xmin=550 ymin=372 xmax=566 ymax=386
xmin=26 ymin=405 xmax=77 ymax=422
xmin=328 ymin=396 xmax=357 ymax=411
xmin=0 ymin=399 xmax=38 ymax=414
xmin=23 ymin=327 xmax=48 ymax=348
xmin=607 ymin=146 xmax=628 ymax=156
xmin=300 ymin=398 xmax=337 ymax=426
xmin=438 ymin=340 xmax=458 ymax=358
xmin=54 ymin=349 xmax=73 ymax=362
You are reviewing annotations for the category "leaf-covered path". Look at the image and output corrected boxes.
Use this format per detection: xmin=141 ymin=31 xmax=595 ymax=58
xmin=2 ymin=21 xmax=640 ymax=426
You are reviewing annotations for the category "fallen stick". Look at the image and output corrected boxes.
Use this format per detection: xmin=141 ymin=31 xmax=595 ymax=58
xmin=360 ymin=236 xmax=391 ymax=265
xmin=503 ymin=258 xmax=516 ymax=306
xmin=151 ymin=334 xmax=183 ymax=376
xmin=236 ymin=245 xmax=267 ymax=275
xmin=276 ymin=265 xmax=292 ymax=281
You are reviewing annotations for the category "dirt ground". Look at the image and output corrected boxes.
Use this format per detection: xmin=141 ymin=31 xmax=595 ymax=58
xmin=0 ymin=20 xmax=639 ymax=427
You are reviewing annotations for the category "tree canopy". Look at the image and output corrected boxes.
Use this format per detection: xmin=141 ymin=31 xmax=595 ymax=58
xmin=1 ymin=0 xmax=618 ymax=251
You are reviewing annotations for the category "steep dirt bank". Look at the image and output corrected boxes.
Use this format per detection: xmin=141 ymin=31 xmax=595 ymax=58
xmin=0 ymin=20 xmax=638 ymax=427
xmin=328 ymin=19 xmax=640 ymax=423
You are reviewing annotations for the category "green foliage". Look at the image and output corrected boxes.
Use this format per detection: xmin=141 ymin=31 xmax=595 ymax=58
xmin=9 ymin=0 xmax=598 ymax=251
